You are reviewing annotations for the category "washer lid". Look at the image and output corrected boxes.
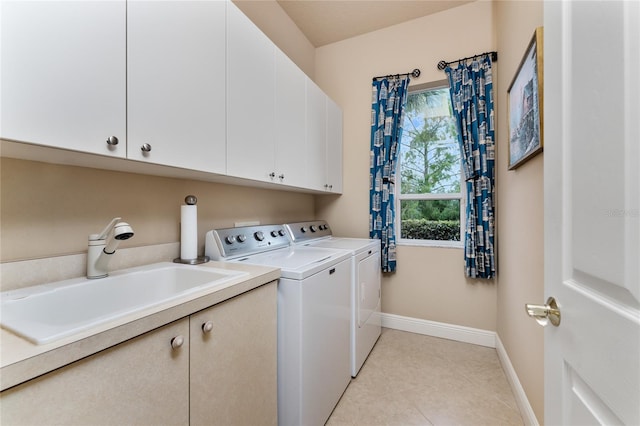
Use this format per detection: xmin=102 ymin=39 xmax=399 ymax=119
xmin=301 ymin=237 xmax=381 ymax=255
xmin=231 ymin=246 xmax=350 ymax=280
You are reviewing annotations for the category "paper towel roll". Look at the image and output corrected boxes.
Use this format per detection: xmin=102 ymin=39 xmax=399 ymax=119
xmin=180 ymin=204 xmax=198 ymax=260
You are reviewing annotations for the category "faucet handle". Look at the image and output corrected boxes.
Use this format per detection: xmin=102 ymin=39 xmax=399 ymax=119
xmin=93 ymin=217 xmax=122 ymax=241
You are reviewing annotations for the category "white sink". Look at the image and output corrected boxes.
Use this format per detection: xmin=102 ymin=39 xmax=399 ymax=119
xmin=0 ymin=263 xmax=248 ymax=345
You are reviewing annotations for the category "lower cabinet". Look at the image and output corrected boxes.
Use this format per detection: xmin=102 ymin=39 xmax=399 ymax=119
xmin=190 ymin=281 xmax=277 ymax=425
xmin=0 ymin=319 xmax=190 ymax=425
xmin=0 ymin=281 xmax=277 ymax=426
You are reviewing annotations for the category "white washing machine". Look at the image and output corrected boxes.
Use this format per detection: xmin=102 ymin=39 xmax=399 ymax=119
xmin=205 ymin=224 xmax=351 ymax=426
xmin=284 ymin=220 xmax=382 ymax=377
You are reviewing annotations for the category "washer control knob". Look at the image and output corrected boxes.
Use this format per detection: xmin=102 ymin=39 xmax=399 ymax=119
xmin=225 ymin=235 xmax=236 ymax=244
xmin=237 ymin=234 xmax=247 ymax=243
xmin=301 ymin=227 xmax=308 ymax=233
xmin=254 ymin=231 xmax=265 ymax=241
xmin=271 ymin=230 xmax=279 ymax=237
xmin=310 ymin=225 xmax=317 ymax=232
xmin=278 ymin=229 xmax=286 ymax=236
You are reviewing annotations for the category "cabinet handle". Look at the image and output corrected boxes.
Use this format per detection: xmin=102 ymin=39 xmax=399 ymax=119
xmin=141 ymin=143 xmax=152 ymax=153
xmin=278 ymin=174 xmax=285 ymax=180
xmin=269 ymin=172 xmax=276 ymax=179
xmin=106 ymin=136 xmax=119 ymax=146
xmin=328 ymin=184 xmax=333 ymax=190
xmin=171 ymin=335 xmax=184 ymax=349
xmin=202 ymin=321 xmax=214 ymax=334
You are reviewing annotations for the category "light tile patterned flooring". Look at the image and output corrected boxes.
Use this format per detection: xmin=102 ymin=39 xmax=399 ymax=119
xmin=327 ymin=328 xmax=524 ymax=426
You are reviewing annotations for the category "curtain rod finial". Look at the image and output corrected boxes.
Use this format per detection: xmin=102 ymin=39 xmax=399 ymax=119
xmin=411 ymin=68 xmax=421 ymax=78
xmin=437 ymin=61 xmax=448 ymax=71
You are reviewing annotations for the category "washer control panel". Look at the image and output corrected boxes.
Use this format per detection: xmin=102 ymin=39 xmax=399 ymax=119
xmin=284 ymin=220 xmax=332 ymax=243
xmin=205 ymin=224 xmax=291 ymax=259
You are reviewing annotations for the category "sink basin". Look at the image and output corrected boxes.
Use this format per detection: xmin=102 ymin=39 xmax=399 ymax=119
xmin=0 ymin=263 xmax=248 ymax=345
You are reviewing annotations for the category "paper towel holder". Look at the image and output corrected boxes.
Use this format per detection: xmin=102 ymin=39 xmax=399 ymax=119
xmin=174 ymin=195 xmax=210 ymax=265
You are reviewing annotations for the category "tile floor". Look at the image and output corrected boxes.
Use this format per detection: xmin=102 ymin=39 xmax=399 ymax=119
xmin=327 ymin=328 xmax=524 ymax=426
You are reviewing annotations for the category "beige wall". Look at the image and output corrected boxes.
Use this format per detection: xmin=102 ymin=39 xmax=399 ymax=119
xmin=494 ymin=0 xmax=544 ymax=422
xmin=313 ymin=1 xmax=498 ymax=331
xmin=0 ymin=158 xmax=314 ymax=263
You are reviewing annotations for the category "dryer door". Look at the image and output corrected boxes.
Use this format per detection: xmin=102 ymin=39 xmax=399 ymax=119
xmin=357 ymin=251 xmax=381 ymax=327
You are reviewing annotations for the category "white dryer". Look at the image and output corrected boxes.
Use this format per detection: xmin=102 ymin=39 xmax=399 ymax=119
xmin=205 ymin=224 xmax=351 ymax=426
xmin=284 ymin=220 xmax=381 ymax=377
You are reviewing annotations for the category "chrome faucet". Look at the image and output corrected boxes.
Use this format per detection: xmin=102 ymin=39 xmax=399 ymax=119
xmin=87 ymin=217 xmax=135 ymax=279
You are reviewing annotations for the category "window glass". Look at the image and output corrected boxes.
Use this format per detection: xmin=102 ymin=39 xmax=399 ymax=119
xmin=398 ymin=84 xmax=462 ymax=244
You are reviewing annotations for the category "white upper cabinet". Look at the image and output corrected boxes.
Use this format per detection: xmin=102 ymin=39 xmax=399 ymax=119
xmin=1 ymin=1 xmax=342 ymax=194
xmin=306 ymin=79 xmax=344 ymax=193
xmin=127 ymin=0 xmax=226 ymax=174
xmin=1 ymin=1 xmax=127 ymax=157
xmin=226 ymin=2 xmax=276 ymax=182
xmin=274 ymin=50 xmax=308 ymax=187
xmin=326 ymin=98 xmax=344 ymax=193
xmin=306 ymin=79 xmax=328 ymax=191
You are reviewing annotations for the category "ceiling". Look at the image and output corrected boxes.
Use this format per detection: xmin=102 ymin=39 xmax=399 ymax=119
xmin=275 ymin=0 xmax=475 ymax=47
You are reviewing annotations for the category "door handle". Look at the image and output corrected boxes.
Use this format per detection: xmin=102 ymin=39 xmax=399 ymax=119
xmin=525 ymin=297 xmax=561 ymax=327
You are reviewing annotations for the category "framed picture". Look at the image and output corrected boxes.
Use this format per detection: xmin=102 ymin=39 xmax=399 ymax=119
xmin=508 ymin=27 xmax=544 ymax=170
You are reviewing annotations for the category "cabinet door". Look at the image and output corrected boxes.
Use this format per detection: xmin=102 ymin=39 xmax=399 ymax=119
xmin=127 ymin=0 xmax=226 ymax=173
xmin=305 ymin=79 xmax=328 ymax=191
xmin=190 ymin=282 xmax=277 ymax=426
xmin=275 ymin=50 xmax=307 ymax=187
xmin=1 ymin=1 xmax=126 ymax=157
xmin=226 ymin=3 xmax=276 ymax=181
xmin=326 ymin=97 xmax=344 ymax=193
xmin=0 ymin=319 xmax=190 ymax=425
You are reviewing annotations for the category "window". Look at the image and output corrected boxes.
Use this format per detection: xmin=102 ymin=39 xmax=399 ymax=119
xmin=397 ymin=82 xmax=463 ymax=246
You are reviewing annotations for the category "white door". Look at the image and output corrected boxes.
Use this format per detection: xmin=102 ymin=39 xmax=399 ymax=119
xmin=543 ymin=1 xmax=639 ymax=425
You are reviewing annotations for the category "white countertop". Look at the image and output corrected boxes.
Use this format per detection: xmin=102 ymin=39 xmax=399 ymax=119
xmin=0 ymin=261 xmax=280 ymax=391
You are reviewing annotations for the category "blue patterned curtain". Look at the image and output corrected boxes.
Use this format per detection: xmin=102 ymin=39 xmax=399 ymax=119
xmin=369 ymin=76 xmax=410 ymax=273
xmin=445 ymin=56 xmax=496 ymax=279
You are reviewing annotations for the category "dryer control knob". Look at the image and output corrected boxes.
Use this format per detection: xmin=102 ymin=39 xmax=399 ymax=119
xmin=278 ymin=229 xmax=286 ymax=236
xmin=254 ymin=231 xmax=265 ymax=241
xmin=271 ymin=230 xmax=279 ymax=237
xmin=225 ymin=235 xmax=236 ymax=244
xmin=301 ymin=227 xmax=308 ymax=233
xmin=237 ymin=234 xmax=247 ymax=243
xmin=310 ymin=225 xmax=317 ymax=232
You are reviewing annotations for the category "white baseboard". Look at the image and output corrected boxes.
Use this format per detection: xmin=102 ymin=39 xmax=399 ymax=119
xmin=495 ymin=335 xmax=540 ymax=426
xmin=380 ymin=312 xmax=496 ymax=348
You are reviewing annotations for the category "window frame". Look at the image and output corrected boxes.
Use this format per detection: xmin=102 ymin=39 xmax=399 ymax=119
xmin=396 ymin=80 xmax=464 ymax=249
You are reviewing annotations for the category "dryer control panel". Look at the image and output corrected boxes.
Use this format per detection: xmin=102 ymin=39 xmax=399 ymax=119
xmin=284 ymin=220 xmax=332 ymax=243
xmin=205 ymin=224 xmax=291 ymax=260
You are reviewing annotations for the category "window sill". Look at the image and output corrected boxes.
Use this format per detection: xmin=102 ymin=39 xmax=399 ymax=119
xmin=398 ymin=239 xmax=464 ymax=249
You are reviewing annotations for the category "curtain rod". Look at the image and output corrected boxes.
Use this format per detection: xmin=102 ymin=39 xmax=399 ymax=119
xmin=437 ymin=51 xmax=498 ymax=70
xmin=372 ymin=68 xmax=420 ymax=81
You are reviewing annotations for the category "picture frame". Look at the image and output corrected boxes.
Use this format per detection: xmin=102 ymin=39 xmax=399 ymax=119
xmin=507 ymin=27 xmax=544 ymax=170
